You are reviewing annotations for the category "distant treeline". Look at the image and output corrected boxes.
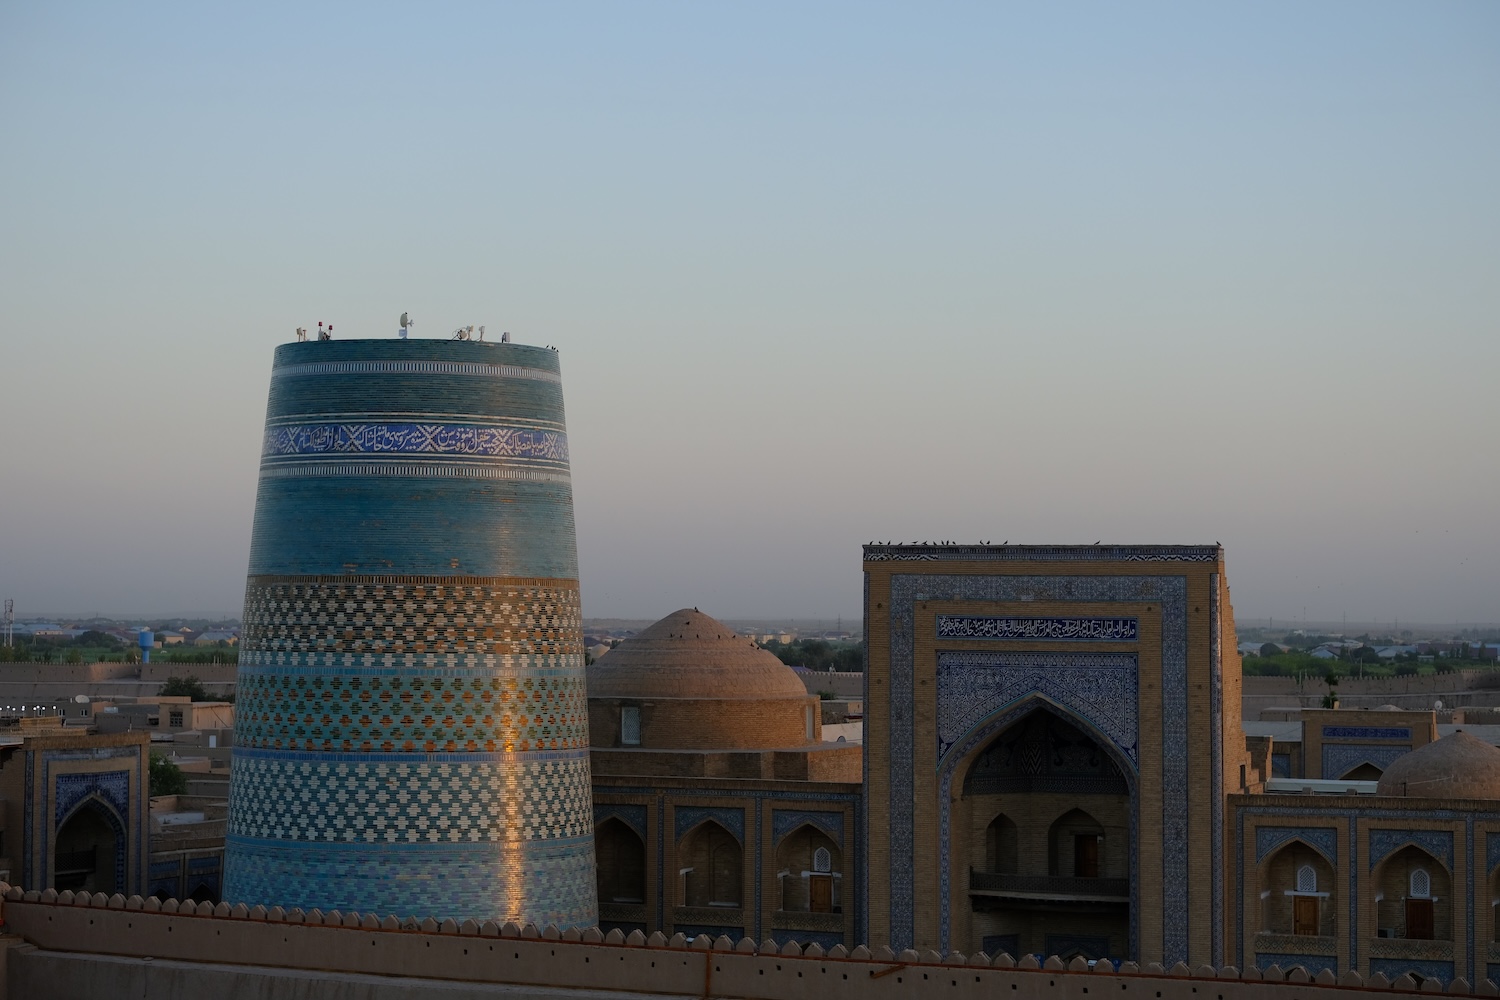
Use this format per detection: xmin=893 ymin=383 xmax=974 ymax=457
xmin=762 ymin=638 xmax=863 ymax=672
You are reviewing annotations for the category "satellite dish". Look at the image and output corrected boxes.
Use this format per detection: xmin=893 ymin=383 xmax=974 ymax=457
xmin=74 ymin=694 xmax=89 ymax=703
xmin=399 ymin=312 xmax=411 ymax=328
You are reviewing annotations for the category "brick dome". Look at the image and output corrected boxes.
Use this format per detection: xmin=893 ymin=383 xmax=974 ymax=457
xmin=1377 ymin=731 xmax=1500 ymax=799
xmin=586 ymin=609 xmax=818 ymax=749
xmin=587 ymin=609 xmax=809 ymax=700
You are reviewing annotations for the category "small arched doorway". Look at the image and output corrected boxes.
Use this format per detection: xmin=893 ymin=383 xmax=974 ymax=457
xmin=54 ymin=800 xmax=122 ymax=894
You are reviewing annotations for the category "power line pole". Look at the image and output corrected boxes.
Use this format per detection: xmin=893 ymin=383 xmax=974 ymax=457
xmin=3 ymin=599 xmax=12 ymax=648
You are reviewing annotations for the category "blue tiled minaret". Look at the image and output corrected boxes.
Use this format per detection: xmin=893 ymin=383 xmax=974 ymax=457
xmin=222 ymin=339 xmax=596 ymax=927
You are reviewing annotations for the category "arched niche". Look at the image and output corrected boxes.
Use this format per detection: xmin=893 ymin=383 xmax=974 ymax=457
xmin=775 ymin=823 xmax=842 ymax=913
xmin=950 ymin=701 xmax=1133 ymax=961
xmin=1373 ymin=845 xmax=1451 ymax=942
xmin=53 ymin=798 xmax=124 ymax=894
xmin=679 ymin=820 xmax=742 ymax=909
xmin=1257 ymin=839 xmax=1336 ymax=937
xmin=596 ymin=817 xmax=647 ymax=905
xmin=984 ymin=813 xmax=1019 ymax=875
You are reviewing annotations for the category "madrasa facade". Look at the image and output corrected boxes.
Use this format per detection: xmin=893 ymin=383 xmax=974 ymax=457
xmin=859 ymin=542 xmax=1500 ymax=986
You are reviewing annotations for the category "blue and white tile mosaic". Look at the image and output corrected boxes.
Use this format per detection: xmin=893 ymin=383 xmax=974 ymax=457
xmin=1322 ymin=744 xmax=1410 ymax=781
xmin=935 ymin=651 xmax=1138 ymax=766
xmin=1254 ymin=826 xmax=1338 ymax=865
xmin=878 ymin=564 xmax=1188 ymax=958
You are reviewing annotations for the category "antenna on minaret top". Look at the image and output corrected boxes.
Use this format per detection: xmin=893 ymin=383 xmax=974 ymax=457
xmin=399 ymin=312 xmax=413 ymax=339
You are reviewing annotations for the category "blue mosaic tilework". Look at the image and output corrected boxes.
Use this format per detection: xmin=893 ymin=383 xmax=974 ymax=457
xmin=1323 ymin=726 xmax=1412 ymax=740
xmin=1255 ymin=826 xmax=1338 ymax=865
xmin=936 ymin=615 xmax=1138 ymax=641
xmin=55 ymin=769 xmax=130 ymax=825
xmin=772 ymin=809 xmax=844 ymax=845
xmin=1370 ymin=959 xmax=1454 ymax=985
xmin=248 ymin=478 xmax=579 ymax=578
xmin=1235 ymin=801 xmax=1500 ymax=984
xmin=1369 ymin=829 xmax=1454 ymax=871
xmin=1271 ymin=753 xmax=1291 ymax=778
xmin=935 ymin=652 xmax=1138 ymax=766
xmin=1323 ymin=744 xmax=1410 ymax=780
xmin=874 ymin=560 xmax=1187 ymax=957
xmin=1487 ymin=832 xmax=1500 ymax=873
xmin=263 ymin=422 xmax=568 ymax=462
xmin=228 ymin=749 xmax=591 ymax=842
xmin=239 ymin=579 xmax=581 ymax=663
xmin=225 ymin=833 xmax=596 ymax=926
xmin=1489 ymin=964 xmax=1500 ymax=986
xmin=594 ymin=803 xmax=648 ymax=840
xmin=226 ymin=339 xmax=595 ymax=928
xmin=674 ymin=806 xmax=745 ymax=843
xmin=1257 ymin=954 xmax=1338 ymax=976
xmin=34 ymin=745 xmax=145 ymax=893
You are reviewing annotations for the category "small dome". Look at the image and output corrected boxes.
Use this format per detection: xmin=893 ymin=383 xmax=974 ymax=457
xmin=1377 ymin=731 xmax=1500 ymax=799
xmin=1374 ymin=704 xmax=1403 ymax=711
xmin=587 ymin=609 xmax=808 ymax=700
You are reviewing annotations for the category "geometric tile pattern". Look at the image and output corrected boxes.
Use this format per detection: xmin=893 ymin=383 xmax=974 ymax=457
xmin=674 ymin=806 xmax=745 ymax=844
xmin=225 ymin=339 xmax=596 ymax=929
xmin=772 ymin=809 xmax=844 ymax=845
xmin=228 ymin=750 xmax=591 ymax=842
xmin=240 ymin=579 xmax=582 ymax=660
xmin=1322 ymin=744 xmax=1410 ymax=782
xmin=224 ymin=832 xmax=597 ymax=926
xmin=1369 ymin=828 xmax=1453 ymax=871
xmin=935 ymin=651 xmax=1138 ymax=766
xmin=234 ymin=664 xmax=588 ymax=752
xmin=1255 ymin=826 xmax=1338 ymax=865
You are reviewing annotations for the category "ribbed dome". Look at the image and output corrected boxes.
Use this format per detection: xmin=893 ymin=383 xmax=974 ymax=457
xmin=1377 ymin=731 xmax=1500 ymax=799
xmin=587 ymin=609 xmax=809 ymax=700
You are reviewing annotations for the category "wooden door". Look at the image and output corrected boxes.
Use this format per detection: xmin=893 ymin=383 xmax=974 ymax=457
xmin=809 ymin=874 xmax=833 ymax=913
xmin=1406 ymin=899 xmax=1434 ymax=940
xmin=1074 ymin=835 xmax=1100 ymax=878
xmin=1293 ymin=895 xmax=1319 ymax=936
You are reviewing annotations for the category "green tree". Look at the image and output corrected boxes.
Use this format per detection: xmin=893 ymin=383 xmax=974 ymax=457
xmin=159 ymin=675 xmax=209 ymax=701
xmin=1259 ymin=642 xmax=1281 ymax=658
xmin=149 ymin=752 xmax=187 ymax=797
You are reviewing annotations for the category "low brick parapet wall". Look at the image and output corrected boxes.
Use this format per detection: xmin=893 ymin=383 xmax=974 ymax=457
xmin=0 ymin=884 xmax=1470 ymax=1000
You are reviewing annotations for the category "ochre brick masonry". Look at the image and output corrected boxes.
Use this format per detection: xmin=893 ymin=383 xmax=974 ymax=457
xmin=0 ymin=887 xmax=1452 ymax=1000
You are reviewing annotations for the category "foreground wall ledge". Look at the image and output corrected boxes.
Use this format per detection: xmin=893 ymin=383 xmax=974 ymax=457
xmin=0 ymin=884 xmax=1461 ymax=999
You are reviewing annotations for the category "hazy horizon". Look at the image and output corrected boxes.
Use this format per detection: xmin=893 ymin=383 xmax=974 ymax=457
xmin=3 ymin=3 xmax=1497 ymax=625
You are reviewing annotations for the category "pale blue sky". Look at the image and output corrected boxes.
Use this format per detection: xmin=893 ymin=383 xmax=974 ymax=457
xmin=2 ymin=3 xmax=1497 ymax=624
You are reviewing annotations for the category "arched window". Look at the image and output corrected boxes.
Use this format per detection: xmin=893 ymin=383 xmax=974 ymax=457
xmin=1410 ymin=868 xmax=1431 ymax=899
xmin=620 ymin=706 xmax=641 ymax=746
xmin=813 ymin=847 xmax=831 ymax=873
xmin=1296 ymin=864 xmax=1317 ymax=893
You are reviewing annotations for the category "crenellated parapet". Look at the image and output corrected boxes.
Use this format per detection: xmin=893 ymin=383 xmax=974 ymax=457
xmin=0 ymin=882 xmax=1473 ymax=999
